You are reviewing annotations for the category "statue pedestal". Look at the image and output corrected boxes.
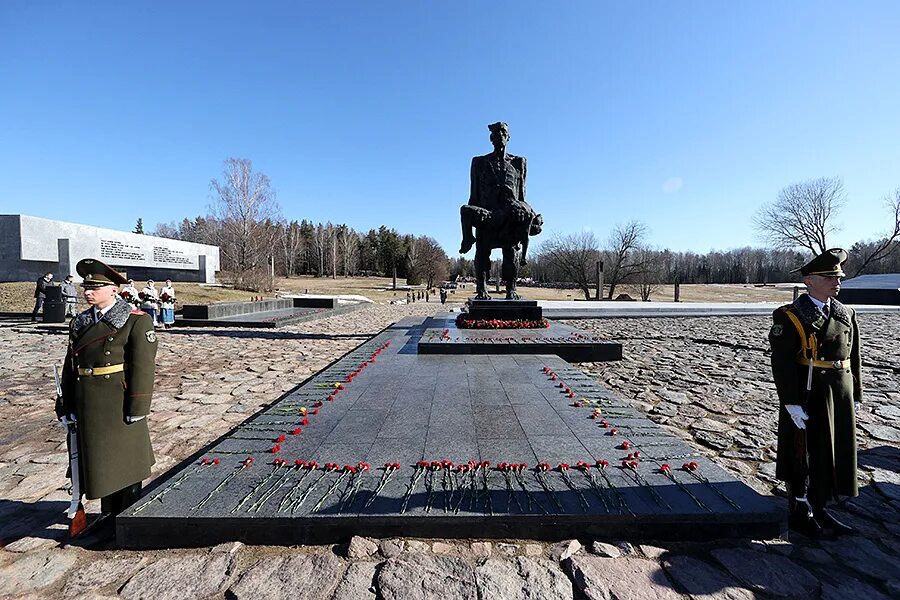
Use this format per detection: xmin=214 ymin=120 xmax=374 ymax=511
xmin=465 ymin=299 xmax=543 ymax=321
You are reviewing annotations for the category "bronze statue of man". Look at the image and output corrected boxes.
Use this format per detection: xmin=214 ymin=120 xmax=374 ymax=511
xmin=459 ymin=122 xmax=543 ymax=300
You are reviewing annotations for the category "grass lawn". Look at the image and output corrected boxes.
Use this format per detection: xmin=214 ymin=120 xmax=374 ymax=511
xmin=1 ymin=275 xmax=797 ymax=313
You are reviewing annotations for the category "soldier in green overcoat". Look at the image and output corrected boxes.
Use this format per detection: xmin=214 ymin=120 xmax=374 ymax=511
xmin=57 ymin=259 xmax=158 ymax=525
xmin=768 ymin=248 xmax=860 ymax=537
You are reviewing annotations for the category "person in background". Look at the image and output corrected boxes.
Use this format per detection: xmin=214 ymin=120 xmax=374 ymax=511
xmin=159 ymin=279 xmax=176 ymax=329
xmin=61 ymin=275 xmax=78 ymax=318
xmin=31 ymin=271 xmax=53 ymax=322
xmin=140 ymin=280 xmax=160 ymax=326
xmin=120 ymin=279 xmax=140 ymax=308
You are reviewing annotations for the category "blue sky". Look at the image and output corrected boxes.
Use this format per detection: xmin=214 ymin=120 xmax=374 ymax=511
xmin=2 ymin=1 xmax=899 ymax=255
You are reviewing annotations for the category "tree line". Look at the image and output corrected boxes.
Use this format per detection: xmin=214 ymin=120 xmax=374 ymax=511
xmin=153 ymin=160 xmax=900 ymax=297
xmin=527 ymin=176 xmax=900 ymax=300
xmin=153 ymin=158 xmax=449 ymax=291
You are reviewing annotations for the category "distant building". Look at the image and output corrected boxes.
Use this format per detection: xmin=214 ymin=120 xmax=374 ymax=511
xmin=837 ymin=274 xmax=900 ymax=305
xmin=0 ymin=215 xmax=220 ymax=283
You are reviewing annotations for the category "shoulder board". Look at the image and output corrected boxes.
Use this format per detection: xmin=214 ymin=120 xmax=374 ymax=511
xmin=131 ymin=309 xmax=146 ymax=315
xmin=776 ymin=304 xmax=794 ymax=313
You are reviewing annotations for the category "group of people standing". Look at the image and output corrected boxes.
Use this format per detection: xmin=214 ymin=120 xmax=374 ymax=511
xmin=32 ymin=272 xmax=176 ymax=329
xmin=119 ymin=279 xmax=176 ymax=329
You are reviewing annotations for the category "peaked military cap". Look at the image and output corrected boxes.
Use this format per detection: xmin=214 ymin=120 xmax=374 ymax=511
xmin=76 ymin=258 xmax=128 ymax=287
xmin=792 ymin=248 xmax=848 ymax=277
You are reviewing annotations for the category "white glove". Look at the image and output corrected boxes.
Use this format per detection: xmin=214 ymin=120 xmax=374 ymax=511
xmin=785 ymin=405 xmax=809 ymax=429
xmin=60 ymin=413 xmax=77 ymax=426
xmin=854 ymin=402 xmax=861 ymax=413
xmin=125 ymin=415 xmax=146 ymax=423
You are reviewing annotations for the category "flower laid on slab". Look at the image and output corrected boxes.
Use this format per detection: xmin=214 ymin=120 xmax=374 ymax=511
xmin=511 ymin=463 xmax=546 ymax=514
xmin=364 ymin=462 xmax=402 ymax=510
xmin=247 ymin=459 xmax=295 ymax=513
xmin=291 ymin=427 xmax=302 ymax=435
xmin=423 ymin=461 xmax=445 ymax=512
xmin=132 ymin=456 xmax=220 ymax=514
xmin=339 ymin=462 xmax=371 ymax=513
xmin=289 ymin=460 xmax=334 ymax=513
xmin=574 ymin=460 xmax=609 ymax=512
xmin=657 ymin=463 xmax=711 ymax=512
xmin=589 ymin=459 xmax=633 ymax=515
xmin=230 ymin=458 xmax=291 ymax=513
xmin=400 ymin=461 xmax=429 ymax=514
xmin=532 ymin=463 xmax=563 ymax=512
xmin=455 ymin=315 xmax=550 ymax=329
xmin=277 ymin=461 xmax=320 ymax=512
xmin=681 ymin=461 xmax=741 ymax=510
xmin=497 ymin=462 xmax=525 ymax=513
xmin=555 ymin=463 xmax=590 ymax=511
xmin=619 ymin=458 xmax=670 ymax=511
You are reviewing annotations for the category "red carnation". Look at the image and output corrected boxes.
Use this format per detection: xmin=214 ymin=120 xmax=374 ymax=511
xmin=660 ymin=464 xmax=671 ymax=473
xmin=270 ymin=444 xmax=281 ymax=453
xmin=276 ymin=434 xmax=286 ymax=443
xmin=291 ymin=427 xmax=302 ymax=435
xmin=620 ymin=441 xmax=631 ymax=450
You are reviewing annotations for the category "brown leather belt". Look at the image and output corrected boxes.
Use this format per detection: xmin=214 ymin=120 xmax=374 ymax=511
xmin=795 ymin=358 xmax=850 ymax=370
xmin=77 ymin=364 xmax=125 ymax=376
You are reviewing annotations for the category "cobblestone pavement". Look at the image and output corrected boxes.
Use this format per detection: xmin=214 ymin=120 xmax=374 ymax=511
xmin=0 ymin=308 xmax=897 ymax=599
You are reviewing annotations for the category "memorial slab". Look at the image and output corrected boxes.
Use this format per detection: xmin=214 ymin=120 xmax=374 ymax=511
xmin=417 ymin=315 xmax=622 ymax=362
xmin=118 ymin=316 xmax=784 ymax=548
xmin=178 ymin=298 xmax=364 ymax=328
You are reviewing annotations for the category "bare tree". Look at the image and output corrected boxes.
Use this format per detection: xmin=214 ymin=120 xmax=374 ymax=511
xmin=754 ymin=177 xmax=844 ymax=255
xmin=209 ymin=158 xmax=281 ymax=290
xmin=408 ymin=236 xmax=449 ymax=289
xmin=628 ymin=247 xmax=663 ymax=301
xmin=539 ymin=231 xmax=601 ymax=300
xmin=337 ymin=225 xmax=360 ymax=276
xmin=848 ymin=187 xmax=900 ymax=276
xmin=603 ymin=220 xmax=650 ymax=299
xmin=279 ymin=220 xmax=305 ymax=277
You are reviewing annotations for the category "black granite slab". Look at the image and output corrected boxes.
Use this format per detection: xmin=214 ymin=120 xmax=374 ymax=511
xmin=176 ymin=302 xmax=364 ymax=328
xmin=417 ymin=315 xmax=622 ymax=362
xmin=464 ymin=298 xmax=543 ymax=321
xmin=117 ymin=316 xmax=785 ymax=548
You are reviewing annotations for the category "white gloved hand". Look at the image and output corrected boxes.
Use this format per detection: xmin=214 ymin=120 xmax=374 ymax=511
xmin=785 ymin=404 xmax=809 ymax=429
xmin=854 ymin=402 xmax=861 ymax=413
xmin=125 ymin=415 xmax=146 ymax=424
xmin=60 ymin=413 xmax=77 ymax=426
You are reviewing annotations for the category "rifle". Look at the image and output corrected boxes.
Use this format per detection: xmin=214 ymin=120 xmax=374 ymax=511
xmin=56 ymin=365 xmax=86 ymax=537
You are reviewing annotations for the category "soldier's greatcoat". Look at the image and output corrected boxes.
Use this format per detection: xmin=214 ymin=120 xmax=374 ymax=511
xmin=769 ymin=294 xmax=861 ymax=501
xmin=58 ymin=297 xmax=157 ymax=499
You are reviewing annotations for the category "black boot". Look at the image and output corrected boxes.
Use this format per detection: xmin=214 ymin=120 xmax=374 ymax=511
xmin=813 ymin=507 xmax=854 ymax=536
xmin=788 ymin=498 xmax=823 ymax=538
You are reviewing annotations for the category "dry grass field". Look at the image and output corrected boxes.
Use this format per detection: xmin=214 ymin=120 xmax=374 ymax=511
xmin=1 ymin=275 xmax=797 ymax=313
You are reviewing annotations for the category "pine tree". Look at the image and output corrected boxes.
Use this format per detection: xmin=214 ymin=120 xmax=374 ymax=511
xmin=133 ymin=218 xmax=144 ymax=234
